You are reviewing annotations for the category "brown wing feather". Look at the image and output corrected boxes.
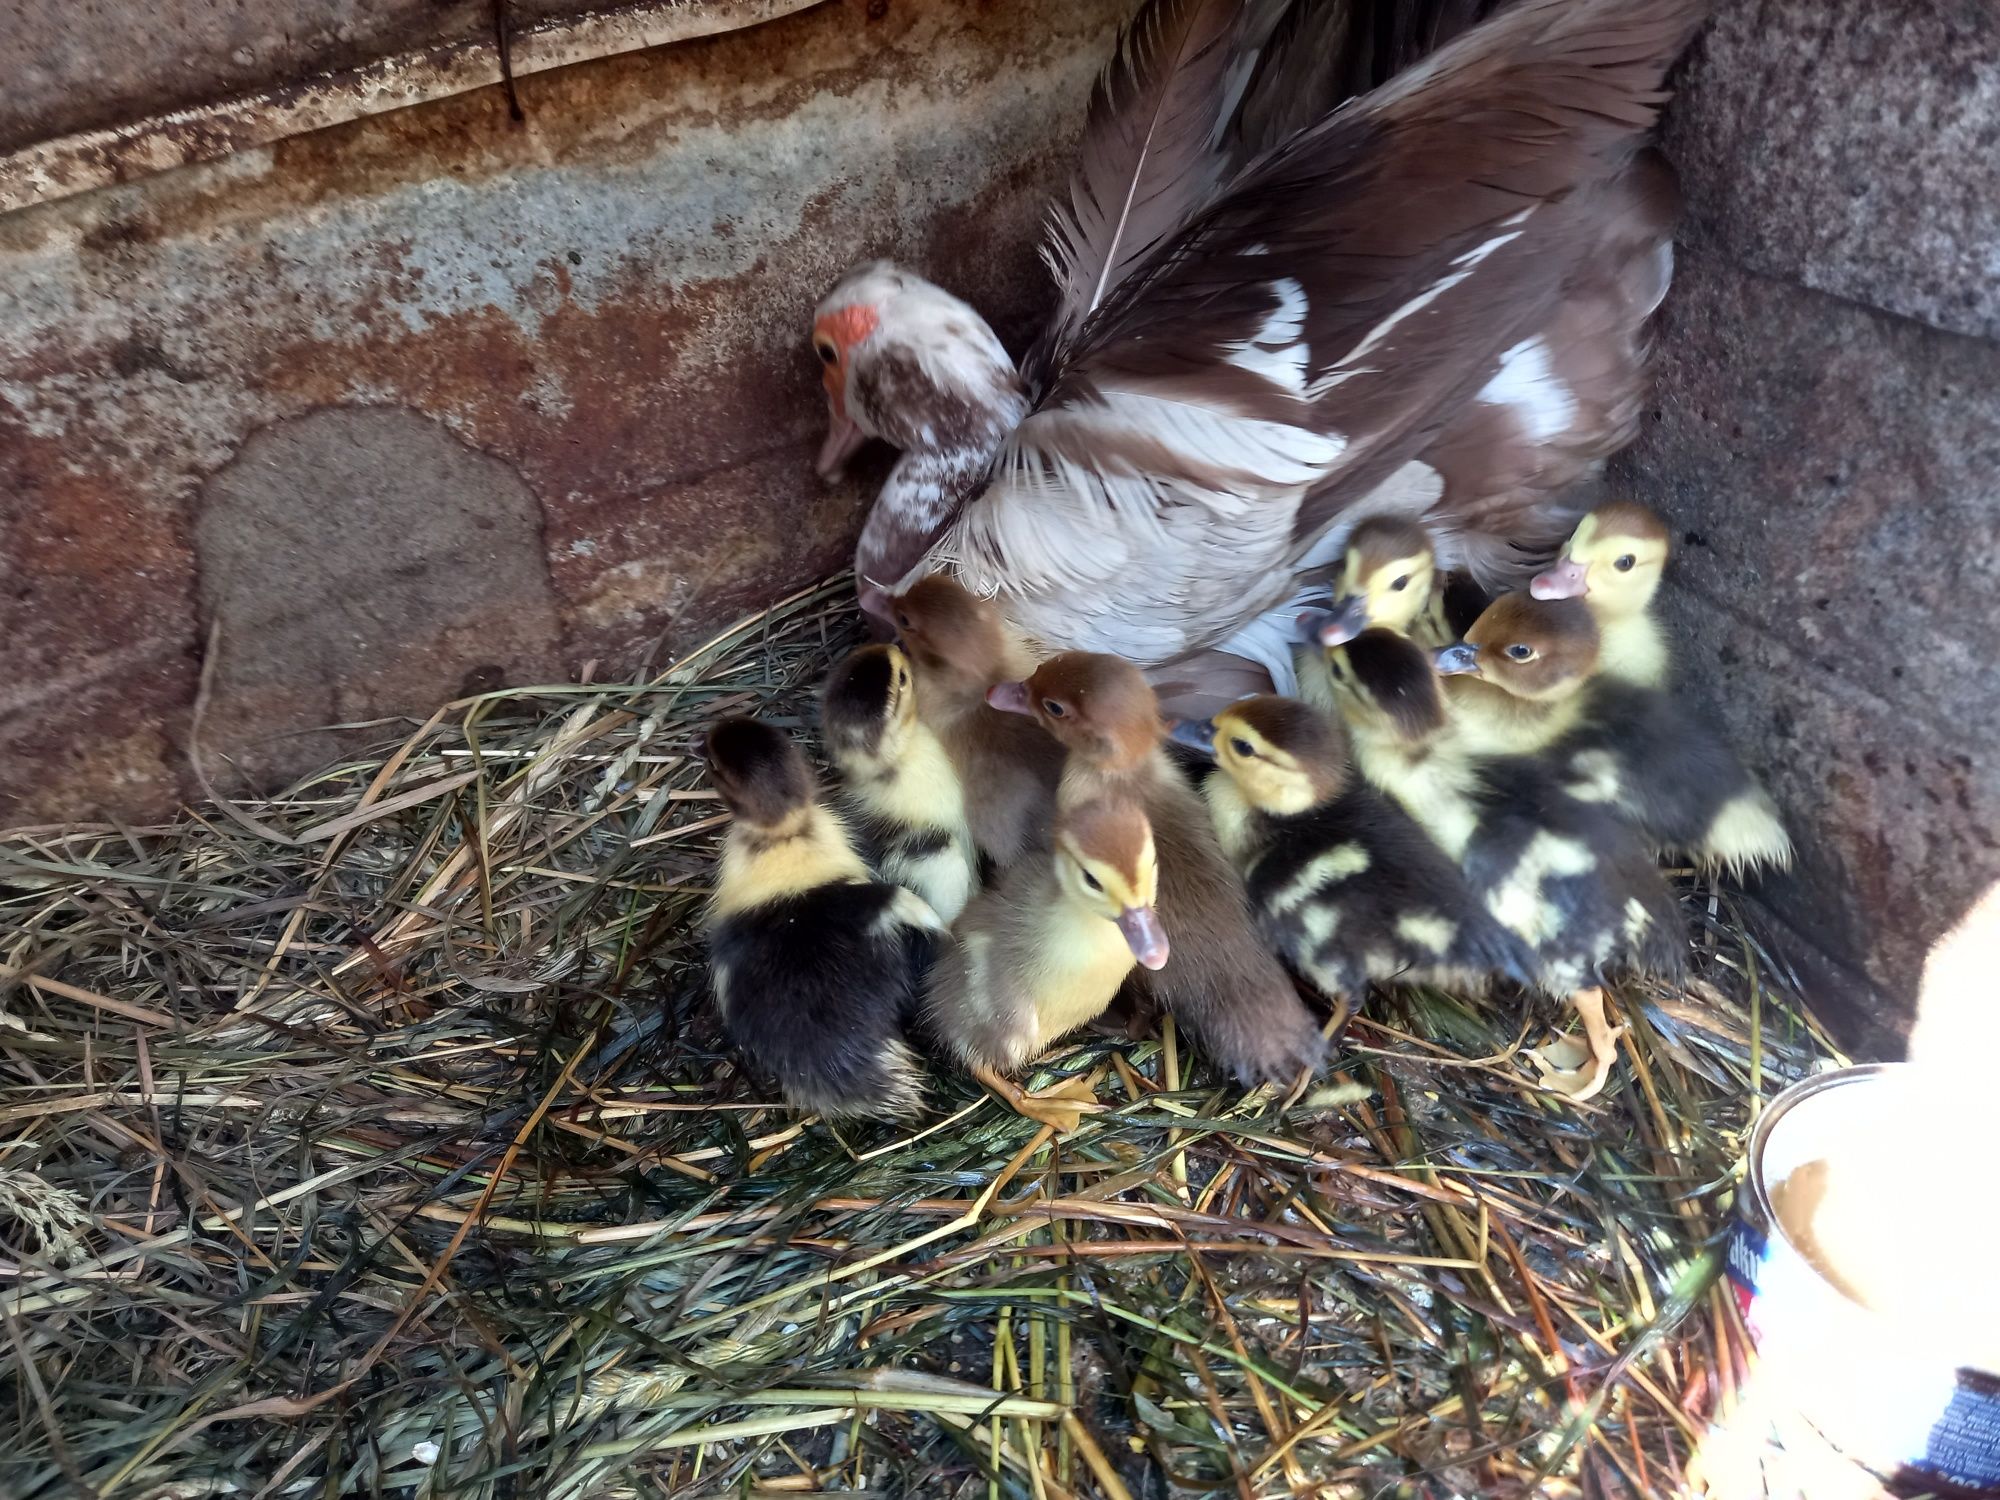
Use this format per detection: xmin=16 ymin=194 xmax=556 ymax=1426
xmin=1034 ymin=0 xmax=1246 ymax=379
xmin=1219 ymin=0 xmax=1513 ymax=167
xmin=1029 ymin=0 xmax=1706 ymax=546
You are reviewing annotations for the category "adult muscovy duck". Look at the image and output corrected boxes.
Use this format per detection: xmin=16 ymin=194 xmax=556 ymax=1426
xmin=810 ymin=0 xmax=1706 ymax=707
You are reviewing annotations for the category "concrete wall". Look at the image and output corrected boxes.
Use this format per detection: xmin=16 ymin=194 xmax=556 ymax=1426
xmin=0 ymin=0 xmax=1125 ymax=817
xmin=1619 ymin=0 xmax=2000 ymax=1052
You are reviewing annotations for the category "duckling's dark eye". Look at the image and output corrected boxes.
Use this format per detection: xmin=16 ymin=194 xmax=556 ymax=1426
xmin=1082 ymin=870 xmax=1102 ymax=892
xmin=895 ymin=611 xmax=913 ymax=630
xmin=1614 ymin=554 xmax=1636 ymax=572
xmin=815 ymin=338 xmax=838 ymax=365
xmin=1390 ymin=574 xmax=1411 ymax=592
xmin=1505 ymin=643 xmax=1535 ymax=662
xmin=1229 ymin=737 xmax=1255 ymax=758
xmin=1043 ymin=699 xmax=1067 ymax=718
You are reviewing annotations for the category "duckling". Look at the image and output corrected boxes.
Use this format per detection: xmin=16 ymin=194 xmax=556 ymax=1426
xmin=1432 ymin=592 xmax=1599 ymax=758
xmin=1174 ymin=695 xmax=1534 ymax=1013
xmin=989 ymin=653 xmax=1326 ymax=1086
xmin=927 ymin=797 xmax=1168 ymax=1132
xmin=1437 ymin=591 xmax=1793 ymax=876
xmin=698 ymin=716 xmax=940 ymax=1121
xmin=821 ymin=643 xmax=981 ymax=923
xmin=1314 ymin=517 xmax=1493 ymax=651
xmin=1298 ymin=517 xmax=1493 ymax=716
xmin=1529 ymin=500 xmax=1672 ymax=687
xmin=1334 ymin=632 xmax=1684 ymax=1100
xmin=887 ymin=575 xmax=1062 ymax=868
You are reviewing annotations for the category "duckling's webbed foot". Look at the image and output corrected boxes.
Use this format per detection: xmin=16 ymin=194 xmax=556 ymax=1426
xmin=971 ymin=1064 xmax=1103 ymax=1135
xmin=1528 ymin=986 xmax=1627 ymax=1102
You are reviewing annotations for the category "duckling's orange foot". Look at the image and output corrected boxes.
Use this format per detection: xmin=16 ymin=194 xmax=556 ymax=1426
xmin=1527 ymin=987 xmax=1627 ymax=1103
xmin=972 ymin=1065 xmax=1103 ymax=1135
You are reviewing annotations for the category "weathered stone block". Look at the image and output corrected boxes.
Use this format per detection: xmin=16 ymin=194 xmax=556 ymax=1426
xmin=1667 ymin=0 xmax=2000 ymax=339
xmin=1616 ymin=249 xmax=2000 ymax=1048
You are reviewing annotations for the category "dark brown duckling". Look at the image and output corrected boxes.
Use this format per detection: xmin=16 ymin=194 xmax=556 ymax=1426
xmin=989 ymin=652 xmax=1327 ymax=1087
xmin=888 ymin=575 xmax=1061 ymax=869
xmin=1440 ymin=588 xmax=1792 ymax=876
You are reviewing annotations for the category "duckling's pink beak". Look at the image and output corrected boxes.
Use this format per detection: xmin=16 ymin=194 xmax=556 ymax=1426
xmin=1116 ymin=907 xmax=1170 ymax=970
xmin=1302 ymin=596 xmax=1370 ymax=648
xmin=817 ymin=410 xmax=869 ymax=483
xmin=857 ymin=585 xmax=896 ymax=640
xmin=986 ymin=681 xmax=1033 ymax=716
xmin=1531 ymin=558 xmax=1588 ymax=600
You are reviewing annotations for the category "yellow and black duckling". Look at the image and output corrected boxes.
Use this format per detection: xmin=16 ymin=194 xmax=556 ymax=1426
xmin=989 ymin=652 xmax=1327 ymax=1087
xmin=698 ymin=716 xmax=941 ymax=1121
xmin=1316 ymin=517 xmax=1493 ymax=650
xmin=1172 ymin=695 xmax=1534 ymax=1016
xmin=1297 ymin=516 xmax=1491 ymax=715
xmin=821 ymin=642 xmax=981 ymax=924
xmin=1530 ymin=499 xmax=1672 ymax=687
xmin=1333 ymin=630 xmax=1685 ymax=1100
xmin=927 ymin=797 xmax=1168 ymax=1132
xmin=888 ymin=575 xmax=1062 ymax=868
xmin=1445 ymin=586 xmax=1794 ymax=876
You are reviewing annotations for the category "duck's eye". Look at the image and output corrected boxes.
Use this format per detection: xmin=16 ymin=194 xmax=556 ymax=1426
xmin=1390 ymin=574 xmax=1411 ymax=592
xmin=814 ymin=338 xmax=838 ymax=365
xmin=1042 ymin=699 xmax=1067 ymax=718
xmin=1082 ymin=870 xmax=1103 ymax=893
xmin=1614 ymin=554 xmax=1636 ymax=572
xmin=1229 ymin=737 xmax=1256 ymax=759
xmin=1505 ymin=643 xmax=1535 ymax=662
xmin=895 ymin=611 xmax=913 ymax=630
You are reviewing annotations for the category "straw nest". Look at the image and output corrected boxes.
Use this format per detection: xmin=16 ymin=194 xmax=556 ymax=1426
xmin=1 ymin=579 xmax=1846 ymax=1499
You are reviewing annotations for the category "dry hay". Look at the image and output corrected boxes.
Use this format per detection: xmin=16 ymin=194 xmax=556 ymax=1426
xmin=0 ymin=579 xmax=1847 ymax=1498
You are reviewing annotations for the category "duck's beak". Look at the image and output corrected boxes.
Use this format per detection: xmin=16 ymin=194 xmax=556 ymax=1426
xmin=1433 ymin=643 xmax=1481 ymax=677
xmin=1167 ymin=718 xmax=1217 ymax=756
xmin=817 ymin=409 xmax=869 ymax=483
xmin=1116 ymin=906 xmax=1170 ymax=970
xmin=1300 ymin=595 xmax=1369 ymax=647
xmin=1531 ymin=558 xmax=1588 ymax=600
xmin=687 ymin=731 xmax=711 ymax=762
xmin=986 ymin=681 xmax=1033 ymax=715
xmin=857 ymin=584 xmax=896 ymax=641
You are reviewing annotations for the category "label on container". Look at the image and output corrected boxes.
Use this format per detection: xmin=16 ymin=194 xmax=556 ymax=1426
xmin=1731 ymin=1211 xmax=2000 ymax=1494
xmin=1911 ymin=1371 xmax=2000 ymax=1494
xmin=1725 ymin=1213 xmax=1767 ymax=1333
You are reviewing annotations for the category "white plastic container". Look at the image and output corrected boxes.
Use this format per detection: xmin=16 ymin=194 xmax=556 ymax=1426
xmin=1726 ymin=1063 xmax=2000 ymax=1495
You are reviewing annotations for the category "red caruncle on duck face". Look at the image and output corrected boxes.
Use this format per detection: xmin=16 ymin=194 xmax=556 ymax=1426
xmin=811 ymin=302 xmax=882 ymax=481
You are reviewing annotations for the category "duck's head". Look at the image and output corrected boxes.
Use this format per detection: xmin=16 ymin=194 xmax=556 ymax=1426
xmin=810 ymin=261 xmax=1023 ymax=482
xmin=1331 ymin=629 xmax=1450 ymax=745
xmin=1434 ymin=594 xmax=1600 ymax=702
xmin=889 ymin=575 xmax=1018 ymax=698
xmin=988 ymin=652 xmax=1162 ymax=773
xmin=1312 ymin=518 xmax=1439 ymax=646
xmin=693 ymin=717 xmax=815 ymax=830
xmin=1177 ymin=696 xmax=1348 ymax=814
xmin=1530 ymin=501 xmax=1670 ymax=618
xmin=820 ymin=643 xmax=918 ymax=769
xmin=1057 ymin=798 xmax=1168 ymax=970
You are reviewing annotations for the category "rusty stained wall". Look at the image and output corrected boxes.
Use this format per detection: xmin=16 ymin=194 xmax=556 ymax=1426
xmin=4 ymin=0 xmax=807 ymax=155
xmin=0 ymin=0 xmax=1127 ymax=819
